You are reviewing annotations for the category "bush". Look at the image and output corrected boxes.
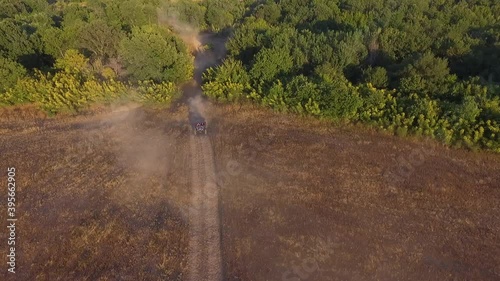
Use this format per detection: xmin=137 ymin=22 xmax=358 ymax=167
xmin=0 ymin=57 xmax=26 ymax=93
xmin=318 ymin=77 xmax=362 ymax=120
xmin=202 ymin=58 xmax=251 ymax=102
xmin=137 ymin=80 xmax=181 ymax=105
xmin=1 ymin=50 xmax=179 ymax=113
xmin=361 ymin=66 xmax=389 ymax=89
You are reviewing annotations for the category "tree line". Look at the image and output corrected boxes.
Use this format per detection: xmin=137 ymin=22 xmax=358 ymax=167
xmin=0 ymin=0 xmax=247 ymax=113
xmin=201 ymin=0 xmax=500 ymax=152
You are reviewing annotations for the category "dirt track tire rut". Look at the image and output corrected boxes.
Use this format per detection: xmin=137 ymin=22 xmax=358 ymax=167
xmin=187 ymin=135 xmax=222 ymax=281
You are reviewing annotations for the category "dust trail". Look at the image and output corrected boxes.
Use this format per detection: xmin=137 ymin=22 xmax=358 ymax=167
xmin=157 ymin=6 xmax=203 ymax=53
xmin=186 ymin=134 xmax=223 ymax=281
xmin=159 ymin=9 xmax=227 ymax=281
xmin=188 ymin=135 xmax=204 ymax=280
xmin=201 ymin=136 xmax=222 ymax=280
xmin=184 ymin=46 xmax=224 ymax=280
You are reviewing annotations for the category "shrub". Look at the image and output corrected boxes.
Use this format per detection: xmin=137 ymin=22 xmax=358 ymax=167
xmin=137 ymin=80 xmax=181 ymax=105
xmin=0 ymin=57 xmax=26 ymax=93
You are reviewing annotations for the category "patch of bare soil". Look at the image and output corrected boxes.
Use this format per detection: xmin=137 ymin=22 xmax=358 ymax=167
xmin=0 ymin=106 xmax=192 ymax=280
xmin=210 ymin=105 xmax=500 ymax=281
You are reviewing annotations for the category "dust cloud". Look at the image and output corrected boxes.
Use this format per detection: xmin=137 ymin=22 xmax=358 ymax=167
xmin=157 ymin=5 xmax=228 ymax=127
xmin=90 ymin=106 xmax=185 ymax=208
xmin=157 ymin=5 xmax=203 ymax=53
xmin=95 ymin=6 xmax=228 ymax=207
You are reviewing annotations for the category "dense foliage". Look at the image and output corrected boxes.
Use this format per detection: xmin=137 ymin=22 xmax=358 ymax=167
xmin=162 ymin=0 xmax=247 ymax=31
xmin=0 ymin=0 xmax=200 ymax=110
xmin=201 ymin=0 xmax=500 ymax=152
xmin=0 ymin=50 xmax=180 ymax=114
xmin=119 ymin=25 xmax=193 ymax=83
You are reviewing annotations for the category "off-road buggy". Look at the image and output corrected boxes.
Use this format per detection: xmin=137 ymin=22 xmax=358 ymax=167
xmin=193 ymin=121 xmax=207 ymax=135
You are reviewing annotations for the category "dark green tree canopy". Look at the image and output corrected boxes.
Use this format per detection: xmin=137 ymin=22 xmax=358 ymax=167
xmin=119 ymin=24 xmax=193 ymax=83
xmin=78 ymin=20 xmax=123 ymax=59
xmin=0 ymin=57 xmax=26 ymax=92
xmin=202 ymin=0 xmax=500 ymax=151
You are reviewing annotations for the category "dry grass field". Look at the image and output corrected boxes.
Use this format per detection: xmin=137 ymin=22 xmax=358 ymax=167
xmin=0 ymin=105 xmax=192 ymax=280
xmin=0 ymin=103 xmax=499 ymax=280
xmin=210 ymin=105 xmax=500 ymax=281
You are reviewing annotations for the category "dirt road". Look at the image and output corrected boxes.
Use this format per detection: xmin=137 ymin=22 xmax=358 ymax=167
xmin=184 ymin=31 xmax=226 ymax=281
xmin=187 ymin=134 xmax=222 ymax=281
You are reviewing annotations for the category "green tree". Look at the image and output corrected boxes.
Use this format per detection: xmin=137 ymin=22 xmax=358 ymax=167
xmin=204 ymin=0 xmax=244 ymax=31
xmin=202 ymin=58 xmax=251 ymax=102
xmin=100 ymin=0 xmax=157 ymax=32
xmin=40 ymin=25 xmax=80 ymax=58
xmin=318 ymin=74 xmax=362 ymax=119
xmin=362 ymin=66 xmax=389 ymax=88
xmin=0 ymin=18 xmax=39 ymax=60
xmin=261 ymin=80 xmax=288 ymax=111
xmin=280 ymin=0 xmax=315 ymax=26
xmin=255 ymin=2 xmax=281 ymax=25
xmin=227 ymin=18 xmax=271 ymax=63
xmin=458 ymin=96 xmax=482 ymax=124
xmin=0 ymin=57 xmax=26 ymax=92
xmin=164 ymin=0 xmax=207 ymax=29
xmin=284 ymin=75 xmax=321 ymax=115
xmin=399 ymin=52 xmax=453 ymax=96
xmin=55 ymin=49 xmax=89 ymax=76
xmin=0 ymin=0 xmax=50 ymax=19
xmin=330 ymin=31 xmax=368 ymax=71
xmin=249 ymin=47 xmax=293 ymax=84
xmin=78 ymin=20 xmax=123 ymax=59
xmin=119 ymin=25 xmax=193 ymax=83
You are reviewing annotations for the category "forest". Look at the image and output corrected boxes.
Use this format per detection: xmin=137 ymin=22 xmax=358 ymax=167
xmin=1 ymin=0 xmax=500 ymax=151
